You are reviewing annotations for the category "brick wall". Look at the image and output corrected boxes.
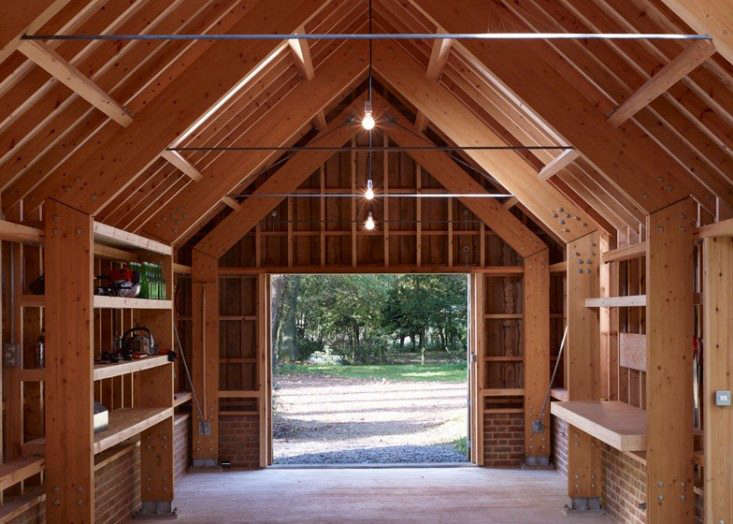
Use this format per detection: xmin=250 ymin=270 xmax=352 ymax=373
xmin=219 ymin=414 xmax=259 ymax=468
xmin=94 ymin=442 xmax=141 ymax=524
xmin=9 ymin=417 xmax=189 ymax=524
xmin=174 ymin=414 xmax=190 ymax=483
xmin=483 ymin=411 xmax=524 ymax=467
xmin=601 ymin=444 xmax=646 ymax=524
xmin=552 ymin=416 xmax=568 ymax=475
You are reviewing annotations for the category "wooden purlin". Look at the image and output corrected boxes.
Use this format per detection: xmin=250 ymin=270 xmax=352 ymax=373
xmin=703 ymin=235 xmax=733 ymax=522
xmin=142 ymin=40 xmax=369 ymax=246
xmin=646 ymin=198 xmax=696 ymax=522
xmin=193 ymin=97 xmax=365 ymax=259
xmin=22 ymin=0 xmax=333 ymax=216
xmin=373 ymin=40 xmax=598 ymax=243
xmin=412 ymin=0 xmax=718 ymax=215
xmin=44 ymin=198 xmax=94 ymax=523
xmin=377 ymin=96 xmax=547 ymax=258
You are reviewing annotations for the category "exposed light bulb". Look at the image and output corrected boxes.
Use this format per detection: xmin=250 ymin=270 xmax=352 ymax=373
xmin=361 ymin=100 xmax=375 ymax=130
xmin=364 ymin=179 xmax=375 ymax=200
xmin=364 ymin=211 xmax=376 ymax=231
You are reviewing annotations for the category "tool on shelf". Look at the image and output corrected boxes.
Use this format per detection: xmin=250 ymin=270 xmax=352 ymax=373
xmin=174 ymin=313 xmax=211 ymax=436
xmin=118 ymin=327 xmax=157 ymax=359
xmin=532 ymin=326 xmax=568 ymax=434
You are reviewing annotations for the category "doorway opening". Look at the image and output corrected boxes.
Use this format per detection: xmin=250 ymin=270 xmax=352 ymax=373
xmin=270 ymin=274 xmax=470 ymax=465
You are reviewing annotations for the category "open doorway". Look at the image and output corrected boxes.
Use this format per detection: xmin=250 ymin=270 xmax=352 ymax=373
xmin=270 ymin=274 xmax=470 ymax=465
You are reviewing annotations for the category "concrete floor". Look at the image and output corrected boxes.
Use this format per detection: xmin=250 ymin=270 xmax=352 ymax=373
xmin=153 ymin=467 xmax=614 ymax=524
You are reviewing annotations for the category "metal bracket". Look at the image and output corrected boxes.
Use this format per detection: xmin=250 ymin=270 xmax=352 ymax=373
xmin=563 ymin=497 xmax=604 ymax=514
xmin=133 ymin=501 xmax=177 ymax=520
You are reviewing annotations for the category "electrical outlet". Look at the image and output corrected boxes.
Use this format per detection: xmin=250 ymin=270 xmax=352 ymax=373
xmin=715 ymin=390 xmax=732 ymax=407
xmin=3 ymin=343 xmax=19 ymax=368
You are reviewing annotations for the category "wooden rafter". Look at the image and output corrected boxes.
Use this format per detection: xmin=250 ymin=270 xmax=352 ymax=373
xmin=659 ymin=0 xmax=733 ymax=65
xmin=141 ymin=41 xmax=368 ymax=245
xmin=22 ymin=0 xmax=332 ymax=216
xmin=0 ymin=1 xmax=71 ymax=64
xmin=608 ymin=40 xmax=717 ymax=126
xmin=425 ymin=36 xmax=452 ymax=81
xmin=194 ymin=97 xmax=366 ymax=258
xmin=377 ymin=95 xmax=547 ymax=258
xmin=159 ymin=151 xmax=203 ymax=182
xmin=412 ymin=0 xmax=719 ymax=215
xmin=538 ymin=150 xmax=580 ymax=181
xmin=17 ymin=40 xmax=133 ymax=127
xmin=374 ymin=39 xmax=598 ymax=243
xmin=287 ymin=26 xmax=315 ymax=81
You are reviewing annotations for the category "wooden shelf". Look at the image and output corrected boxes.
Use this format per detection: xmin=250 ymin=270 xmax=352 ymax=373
xmin=0 ymin=487 xmax=45 ymax=522
xmin=94 ymin=355 xmax=171 ymax=381
xmin=481 ymin=388 xmax=524 ymax=397
xmin=93 ymin=407 xmax=172 ymax=454
xmin=585 ymin=295 xmax=646 ymax=308
xmin=601 ymin=242 xmax=647 ymax=264
xmin=0 ymin=457 xmax=44 ymax=490
xmin=551 ymin=400 xmax=647 ymax=451
xmin=93 ymin=295 xmax=172 ymax=309
xmin=19 ymin=294 xmax=45 ymax=307
xmin=485 ymin=356 xmax=523 ymax=362
xmin=173 ymin=391 xmax=192 ymax=407
xmin=93 ymin=221 xmax=171 ymax=256
xmin=550 ymin=388 xmax=569 ymax=401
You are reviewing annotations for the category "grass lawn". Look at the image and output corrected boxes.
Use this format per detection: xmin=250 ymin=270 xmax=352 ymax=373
xmin=276 ymin=362 xmax=468 ymax=383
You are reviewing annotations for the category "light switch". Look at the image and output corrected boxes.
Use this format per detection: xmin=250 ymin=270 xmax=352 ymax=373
xmin=715 ymin=390 xmax=732 ymax=407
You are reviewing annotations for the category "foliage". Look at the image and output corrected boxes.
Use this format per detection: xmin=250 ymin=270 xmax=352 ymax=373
xmin=452 ymin=436 xmax=468 ymax=456
xmin=276 ymin=363 xmax=468 ymax=383
xmin=271 ymin=274 xmax=468 ymax=365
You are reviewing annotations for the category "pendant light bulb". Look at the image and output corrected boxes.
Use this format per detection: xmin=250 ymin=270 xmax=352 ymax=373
xmin=364 ymin=211 xmax=376 ymax=231
xmin=364 ymin=179 xmax=375 ymax=200
xmin=361 ymin=100 xmax=375 ymax=131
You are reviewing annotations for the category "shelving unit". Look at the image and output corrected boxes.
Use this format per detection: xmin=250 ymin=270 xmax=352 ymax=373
xmin=93 ymin=296 xmax=173 ymax=309
xmin=93 ymin=355 xmax=171 ymax=381
xmin=93 ymin=407 xmax=174 ymax=454
xmin=44 ymin=212 xmax=176 ymax=521
xmin=551 ymin=400 xmax=647 ymax=452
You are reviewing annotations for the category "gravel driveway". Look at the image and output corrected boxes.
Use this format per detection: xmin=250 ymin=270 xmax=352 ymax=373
xmin=272 ymin=374 xmax=469 ymax=464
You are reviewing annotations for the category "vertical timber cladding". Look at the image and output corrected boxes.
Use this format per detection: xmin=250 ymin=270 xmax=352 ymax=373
xmin=217 ymin=271 xmax=262 ymax=468
xmin=646 ymin=198 xmax=695 ymax=523
xmin=703 ymin=235 xmax=733 ymax=523
xmin=44 ymin=198 xmax=94 ymax=523
xmin=566 ymin=231 xmax=602 ymax=505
